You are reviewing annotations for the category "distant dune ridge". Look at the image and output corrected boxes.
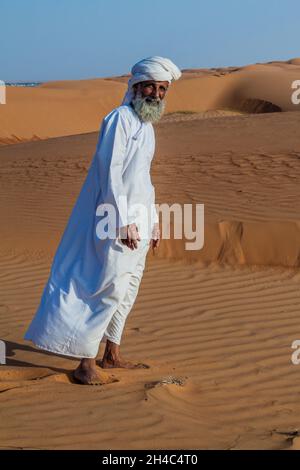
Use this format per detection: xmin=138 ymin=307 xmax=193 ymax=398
xmin=1 ymin=57 xmax=300 ymax=146
xmin=0 ymin=59 xmax=300 ymax=450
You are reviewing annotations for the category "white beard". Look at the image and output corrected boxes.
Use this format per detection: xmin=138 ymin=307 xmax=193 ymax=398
xmin=131 ymin=91 xmax=165 ymax=123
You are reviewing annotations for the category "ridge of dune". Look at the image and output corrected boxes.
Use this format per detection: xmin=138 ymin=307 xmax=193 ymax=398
xmin=154 ymin=219 xmax=300 ymax=268
xmin=0 ymin=79 xmax=126 ymax=146
xmin=1 ymin=58 xmax=300 ymax=146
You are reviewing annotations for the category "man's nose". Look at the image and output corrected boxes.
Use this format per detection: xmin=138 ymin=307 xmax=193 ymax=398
xmin=151 ymin=87 xmax=160 ymax=99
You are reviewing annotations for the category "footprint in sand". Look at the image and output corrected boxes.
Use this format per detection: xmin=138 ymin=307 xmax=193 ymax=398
xmin=271 ymin=429 xmax=300 ymax=450
xmin=144 ymin=375 xmax=187 ymax=390
xmin=0 ymin=367 xmax=118 ymax=391
xmin=143 ymin=376 xmax=189 ymax=404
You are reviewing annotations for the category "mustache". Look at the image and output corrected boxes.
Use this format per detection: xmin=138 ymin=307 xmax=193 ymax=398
xmin=145 ymin=98 xmax=161 ymax=106
xmin=139 ymin=95 xmax=161 ymax=104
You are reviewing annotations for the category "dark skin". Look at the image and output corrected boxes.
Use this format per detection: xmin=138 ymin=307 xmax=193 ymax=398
xmin=73 ymin=80 xmax=168 ymax=385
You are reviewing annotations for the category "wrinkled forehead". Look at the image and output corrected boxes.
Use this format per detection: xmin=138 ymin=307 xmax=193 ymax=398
xmin=134 ymin=80 xmax=170 ymax=88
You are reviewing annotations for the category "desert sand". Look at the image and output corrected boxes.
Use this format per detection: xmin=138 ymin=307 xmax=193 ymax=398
xmin=1 ymin=58 xmax=300 ymax=146
xmin=0 ymin=59 xmax=300 ymax=450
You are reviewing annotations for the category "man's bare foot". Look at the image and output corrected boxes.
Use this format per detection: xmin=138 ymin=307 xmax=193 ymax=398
xmin=73 ymin=358 xmax=110 ymax=385
xmin=99 ymin=339 xmax=150 ymax=369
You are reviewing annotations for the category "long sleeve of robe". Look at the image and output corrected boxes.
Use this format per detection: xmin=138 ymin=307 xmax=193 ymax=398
xmin=97 ymin=110 xmax=134 ymax=229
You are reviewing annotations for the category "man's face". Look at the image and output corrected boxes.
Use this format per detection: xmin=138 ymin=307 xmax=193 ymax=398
xmin=134 ymin=80 xmax=169 ymax=102
xmin=131 ymin=80 xmax=169 ymax=123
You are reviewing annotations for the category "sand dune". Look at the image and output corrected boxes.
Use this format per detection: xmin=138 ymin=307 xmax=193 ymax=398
xmin=1 ymin=110 xmax=299 ymax=266
xmin=1 ymin=63 xmax=300 ymax=449
xmin=1 ymin=58 xmax=300 ymax=146
xmin=0 ymin=79 xmax=126 ymax=146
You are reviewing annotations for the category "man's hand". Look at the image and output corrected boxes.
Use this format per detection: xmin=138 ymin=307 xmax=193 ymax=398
xmin=150 ymin=222 xmax=160 ymax=255
xmin=120 ymin=223 xmax=141 ymax=250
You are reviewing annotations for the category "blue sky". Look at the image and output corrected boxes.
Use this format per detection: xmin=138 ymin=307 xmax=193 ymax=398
xmin=1 ymin=0 xmax=300 ymax=82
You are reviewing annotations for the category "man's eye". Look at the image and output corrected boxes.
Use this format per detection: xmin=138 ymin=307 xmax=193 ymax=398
xmin=143 ymin=83 xmax=167 ymax=92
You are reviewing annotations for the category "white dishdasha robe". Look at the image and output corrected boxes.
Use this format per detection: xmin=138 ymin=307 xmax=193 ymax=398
xmin=24 ymin=103 xmax=158 ymax=358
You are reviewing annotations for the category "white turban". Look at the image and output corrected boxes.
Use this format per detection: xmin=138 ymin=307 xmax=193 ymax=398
xmin=121 ymin=56 xmax=182 ymax=105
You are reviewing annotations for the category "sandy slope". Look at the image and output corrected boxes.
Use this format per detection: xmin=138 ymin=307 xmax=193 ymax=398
xmin=1 ymin=255 xmax=300 ymax=450
xmin=0 ymin=107 xmax=300 ymax=449
xmin=1 ymin=58 xmax=300 ymax=146
xmin=1 ymin=111 xmax=300 ymax=265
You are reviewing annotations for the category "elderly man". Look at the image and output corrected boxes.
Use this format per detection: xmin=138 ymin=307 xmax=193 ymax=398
xmin=24 ymin=56 xmax=181 ymax=385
